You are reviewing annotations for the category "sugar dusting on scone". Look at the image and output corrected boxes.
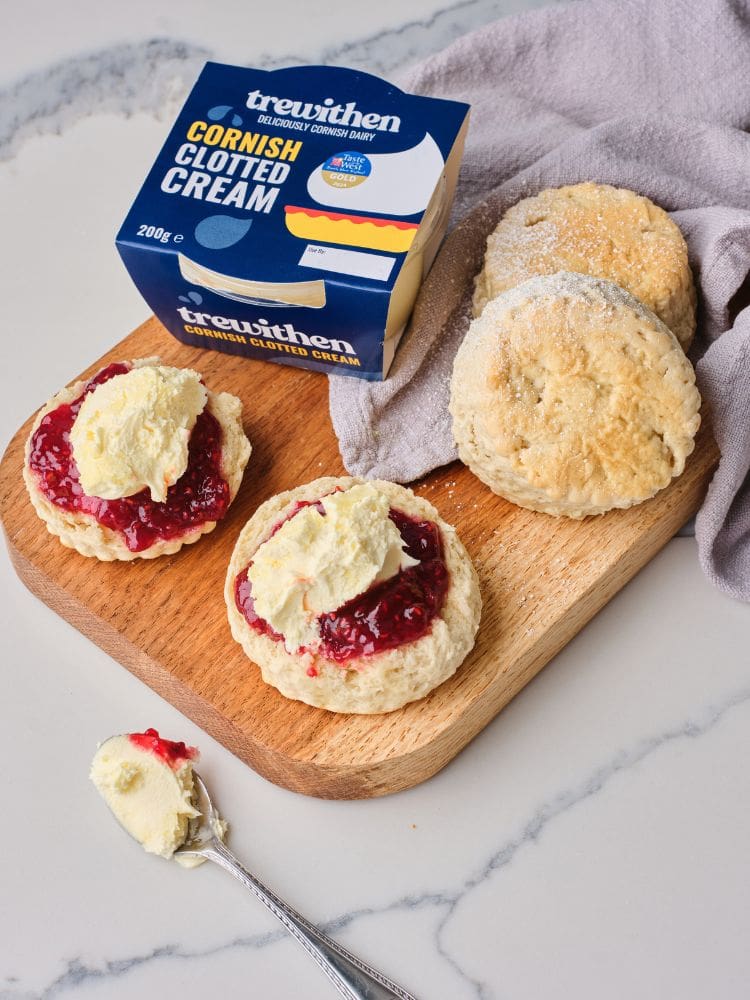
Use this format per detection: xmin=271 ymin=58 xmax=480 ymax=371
xmin=452 ymin=272 xmax=701 ymax=518
xmin=473 ymin=182 xmax=696 ymax=351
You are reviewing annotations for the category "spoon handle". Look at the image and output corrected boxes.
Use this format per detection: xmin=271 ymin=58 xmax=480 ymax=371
xmin=204 ymin=838 xmax=417 ymax=1000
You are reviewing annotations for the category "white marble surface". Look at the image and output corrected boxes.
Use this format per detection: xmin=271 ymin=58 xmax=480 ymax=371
xmin=1 ymin=3 xmax=749 ymax=999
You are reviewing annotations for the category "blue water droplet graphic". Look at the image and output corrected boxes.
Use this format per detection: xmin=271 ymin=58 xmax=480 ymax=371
xmin=178 ymin=291 xmax=203 ymax=304
xmin=207 ymin=105 xmax=232 ymax=122
xmin=194 ymin=215 xmax=252 ymax=250
xmin=232 ymin=114 xmax=243 ymax=126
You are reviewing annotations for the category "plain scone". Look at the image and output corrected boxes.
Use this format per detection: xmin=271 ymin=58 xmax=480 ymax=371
xmin=451 ymin=272 xmax=702 ymax=519
xmin=225 ymin=476 xmax=482 ymax=714
xmin=23 ymin=358 xmax=251 ymax=560
xmin=473 ymin=182 xmax=696 ymax=351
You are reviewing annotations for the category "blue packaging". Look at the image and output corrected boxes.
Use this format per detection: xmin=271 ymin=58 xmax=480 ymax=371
xmin=116 ymin=62 xmax=470 ymax=380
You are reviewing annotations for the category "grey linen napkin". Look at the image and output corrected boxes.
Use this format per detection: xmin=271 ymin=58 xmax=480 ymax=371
xmin=328 ymin=0 xmax=750 ymax=601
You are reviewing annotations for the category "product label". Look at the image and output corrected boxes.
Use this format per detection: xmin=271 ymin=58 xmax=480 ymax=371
xmin=116 ymin=62 xmax=470 ymax=380
xmin=321 ymin=151 xmax=371 ymax=188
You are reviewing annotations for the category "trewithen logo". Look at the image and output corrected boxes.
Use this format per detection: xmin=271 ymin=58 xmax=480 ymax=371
xmin=245 ymin=90 xmax=401 ymax=133
xmin=176 ymin=305 xmax=356 ymax=356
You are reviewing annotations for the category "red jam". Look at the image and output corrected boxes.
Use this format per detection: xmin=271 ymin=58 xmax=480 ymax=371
xmin=235 ymin=569 xmax=285 ymax=642
xmin=27 ymin=362 xmax=229 ymax=552
xmin=128 ymin=728 xmax=198 ymax=770
xmin=234 ymin=503 xmax=449 ymax=664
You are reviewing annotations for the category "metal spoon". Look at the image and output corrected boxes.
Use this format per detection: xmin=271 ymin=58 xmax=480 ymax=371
xmin=174 ymin=772 xmax=418 ymax=1000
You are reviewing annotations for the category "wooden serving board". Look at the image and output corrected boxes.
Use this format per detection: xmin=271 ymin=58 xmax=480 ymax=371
xmin=0 ymin=317 xmax=718 ymax=798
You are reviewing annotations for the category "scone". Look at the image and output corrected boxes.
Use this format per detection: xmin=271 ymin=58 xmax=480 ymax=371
xmin=225 ymin=477 xmax=481 ymax=714
xmin=24 ymin=357 xmax=251 ymax=559
xmin=473 ymin=182 xmax=696 ymax=350
xmin=451 ymin=272 xmax=701 ymax=518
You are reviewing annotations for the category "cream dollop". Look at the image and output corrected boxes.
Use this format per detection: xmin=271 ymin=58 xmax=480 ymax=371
xmin=70 ymin=365 xmax=208 ymax=502
xmin=90 ymin=735 xmax=200 ymax=861
xmin=248 ymin=484 xmax=418 ymax=654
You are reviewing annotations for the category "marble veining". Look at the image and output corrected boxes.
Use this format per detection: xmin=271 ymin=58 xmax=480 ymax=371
xmin=9 ymin=682 xmax=749 ymax=1000
xmin=2 ymin=1 xmax=749 ymax=998
xmin=0 ymin=0 xmax=553 ymax=162
xmin=0 ymin=40 xmax=210 ymax=161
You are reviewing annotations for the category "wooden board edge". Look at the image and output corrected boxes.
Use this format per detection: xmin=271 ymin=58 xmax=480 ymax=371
xmin=0 ymin=339 xmax=720 ymax=799
xmin=1 ymin=439 xmax=714 ymax=799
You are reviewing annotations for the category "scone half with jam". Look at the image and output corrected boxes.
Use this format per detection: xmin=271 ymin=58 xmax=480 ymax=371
xmin=225 ymin=477 xmax=482 ymax=714
xmin=23 ymin=357 xmax=251 ymax=559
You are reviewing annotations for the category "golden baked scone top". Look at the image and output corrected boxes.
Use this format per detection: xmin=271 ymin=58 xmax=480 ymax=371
xmin=452 ymin=272 xmax=701 ymax=518
xmin=473 ymin=182 xmax=696 ymax=350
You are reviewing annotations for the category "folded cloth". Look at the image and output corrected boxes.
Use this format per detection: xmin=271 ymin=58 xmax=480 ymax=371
xmin=328 ymin=0 xmax=750 ymax=601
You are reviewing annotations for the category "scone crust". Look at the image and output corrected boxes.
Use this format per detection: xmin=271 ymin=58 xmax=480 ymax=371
xmin=225 ymin=476 xmax=482 ymax=714
xmin=452 ymin=272 xmax=702 ymax=518
xmin=23 ymin=358 xmax=252 ymax=560
xmin=473 ymin=182 xmax=696 ymax=350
